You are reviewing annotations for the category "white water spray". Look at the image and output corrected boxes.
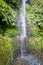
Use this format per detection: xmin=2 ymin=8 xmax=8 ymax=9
xmin=20 ymin=0 xmax=26 ymax=37
xmin=19 ymin=0 xmax=26 ymax=56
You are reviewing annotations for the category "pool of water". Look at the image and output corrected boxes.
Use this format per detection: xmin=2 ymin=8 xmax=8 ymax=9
xmin=20 ymin=55 xmax=41 ymax=65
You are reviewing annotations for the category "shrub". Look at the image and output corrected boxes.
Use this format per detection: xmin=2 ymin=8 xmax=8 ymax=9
xmin=26 ymin=37 xmax=43 ymax=55
xmin=0 ymin=0 xmax=16 ymax=35
xmin=4 ymin=28 xmax=20 ymax=37
xmin=0 ymin=35 xmax=13 ymax=65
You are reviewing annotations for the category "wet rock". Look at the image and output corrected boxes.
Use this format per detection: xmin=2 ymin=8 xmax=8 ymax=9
xmin=12 ymin=55 xmax=41 ymax=65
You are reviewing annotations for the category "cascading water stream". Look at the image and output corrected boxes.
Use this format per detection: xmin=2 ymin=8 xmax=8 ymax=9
xmin=16 ymin=1 xmax=41 ymax=65
xmin=20 ymin=0 xmax=26 ymax=56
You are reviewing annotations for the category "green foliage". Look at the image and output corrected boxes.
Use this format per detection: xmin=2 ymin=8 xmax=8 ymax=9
xmin=32 ymin=28 xmax=39 ymax=36
xmin=0 ymin=0 xmax=15 ymax=24
xmin=26 ymin=0 xmax=43 ymax=55
xmin=26 ymin=37 xmax=43 ymax=55
xmin=26 ymin=0 xmax=43 ymax=36
xmin=4 ymin=28 xmax=20 ymax=36
xmin=4 ymin=0 xmax=20 ymax=9
xmin=0 ymin=0 xmax=19 ymax=36
xmin=0 ymin=35 xmax=13 ymax=65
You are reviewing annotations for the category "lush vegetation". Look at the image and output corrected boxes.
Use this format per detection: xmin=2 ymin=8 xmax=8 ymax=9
xmin=0 ymin=0 xmax=20 ymax=65
xmin=0 ymin=0 xmax=19 ymax=36
xmin=0 ymin=35 xmax=13 ymax=65
xmin=26 ymin=0 xmax=43 ymax=55
xmin=0 ymin=0 xmax=43 ymax=65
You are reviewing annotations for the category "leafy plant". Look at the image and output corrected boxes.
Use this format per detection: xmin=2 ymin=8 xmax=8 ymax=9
xmin=0 ymin=35 xmax=13 ymax=65
xmin=26 ymin=0 xmax=43 ymax=36
xmin=0 ymin=0 xmax=18 ymax=35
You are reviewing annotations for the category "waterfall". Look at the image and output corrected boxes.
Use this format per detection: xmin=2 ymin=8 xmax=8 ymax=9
xmin=20 ymin=0 xmax=26 ymax=56
xmin=20 ymin=0 xmax=26 ymax=37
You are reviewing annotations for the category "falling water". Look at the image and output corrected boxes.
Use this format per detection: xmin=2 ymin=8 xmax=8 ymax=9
xmin=20 ymin=0 xmax=26 ymax=37
xmin=20 ymin=0 xmax=26 ymax=56
xmin=17 ymin=1 xmax=41 ymax=65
